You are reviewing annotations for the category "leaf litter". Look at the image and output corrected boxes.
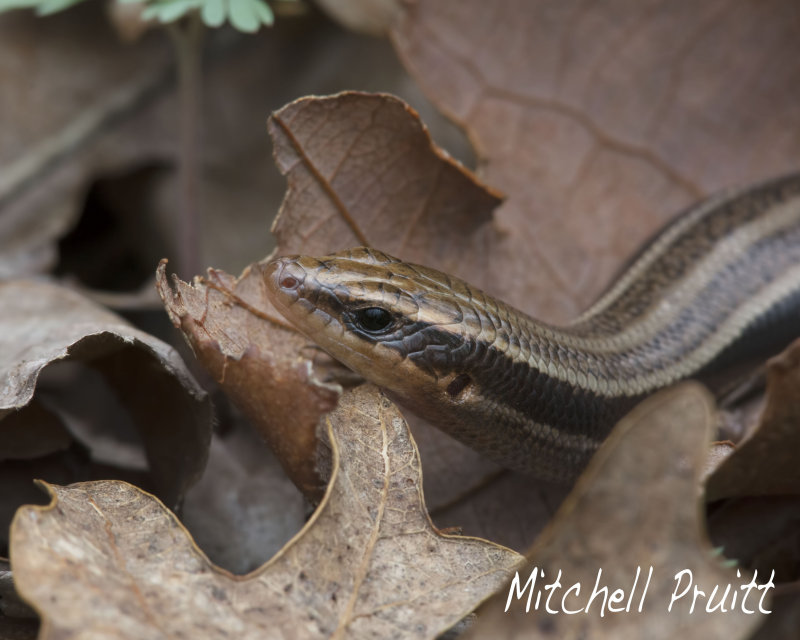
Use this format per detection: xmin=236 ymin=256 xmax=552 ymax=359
xmin=0 ymin=278 xmax=212 ymax=553
xmin=10 ymin=385 xmax=522 ymax=640
xmin=466 ymin=385 xmax=767 ymax=640
xmin=4 ymin=2 xmax=800 ymax=638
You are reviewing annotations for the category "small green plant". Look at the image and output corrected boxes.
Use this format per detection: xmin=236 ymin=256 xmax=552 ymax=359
xmin=0 ymin=0 xmax=276 ymax=32
xmin=135 ymin=0 xmax=275 ymax=33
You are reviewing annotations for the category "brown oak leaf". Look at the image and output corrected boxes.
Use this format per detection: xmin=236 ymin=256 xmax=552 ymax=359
xmin=10 ymin=385 xmax=522 ymax=640
xmin=465 ymin=384 xmax=769 ymax=639
xmin=707 ymin=339 xmax=800 ymax=501
xmin=391 ymin=0 xmax=800 ymax=321
xmin=156 ymin=259 xmax=340 ymax=499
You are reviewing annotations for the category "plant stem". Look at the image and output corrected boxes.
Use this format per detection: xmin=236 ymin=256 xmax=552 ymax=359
xmin=168 ymin=15 xmax=204 ymax=277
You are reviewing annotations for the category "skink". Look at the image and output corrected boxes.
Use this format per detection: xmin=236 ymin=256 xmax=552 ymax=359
xmin=264 ymin=174 xmax=800 ymax=481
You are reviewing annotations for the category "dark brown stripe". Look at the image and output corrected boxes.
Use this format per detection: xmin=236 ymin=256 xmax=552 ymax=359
xmin=575 ymin=173 xmax=800 ymax=334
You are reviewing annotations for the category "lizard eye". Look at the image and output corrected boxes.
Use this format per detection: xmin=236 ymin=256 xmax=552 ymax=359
xmin=353 ymin=307 xmax=394 ymax=334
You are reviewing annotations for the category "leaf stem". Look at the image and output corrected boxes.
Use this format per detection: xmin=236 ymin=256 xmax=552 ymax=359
xmin=168 ymin=14 xmax=204 ymax=277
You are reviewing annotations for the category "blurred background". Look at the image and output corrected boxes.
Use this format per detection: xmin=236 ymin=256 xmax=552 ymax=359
xmin=0 ymin=1 xmax=472 ymax=293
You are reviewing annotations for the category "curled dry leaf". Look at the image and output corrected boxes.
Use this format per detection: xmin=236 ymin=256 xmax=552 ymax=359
xmin=466 ymin=384 xmax=767 ymax=639
xmin=0 ymin=279 xmax=211 ymax=517
xmin=10 ymin=385 xmax=522 ymax=640
xmin=268 ymin=92 xmax=502 ymax=276
xmin=706 ymin=338 xmax=800 ymax=502
xmin=156 ymin=260 xmax=341 ymax=498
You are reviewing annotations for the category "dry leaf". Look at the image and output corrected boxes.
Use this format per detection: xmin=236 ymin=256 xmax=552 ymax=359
xmin=706 ymin=339 xmax=800 ymax=501
xmin=268 ymin=92 xmax=502 ymax=276
xmin=156 ymin=260 xmax=340 ymax=498
xmin=466 ymin=384 xmax=768 ymax=639
xmin=391 ymin=0 xmax=800 ymax=322
xmin=10 ymin=385 xmax=522 ymax=640
xmin=0 ymin=278 xmax=212 ymax=519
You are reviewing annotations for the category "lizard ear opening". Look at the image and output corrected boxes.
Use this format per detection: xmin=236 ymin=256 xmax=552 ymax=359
xmin=446 ymin=373 xmax=472 ymax=399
